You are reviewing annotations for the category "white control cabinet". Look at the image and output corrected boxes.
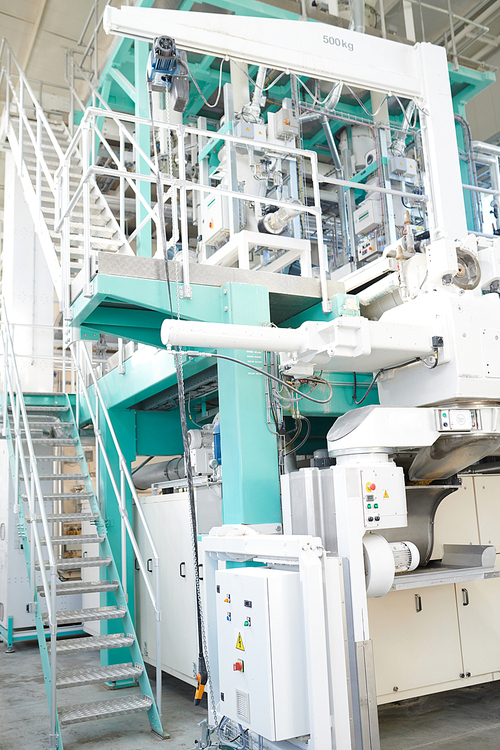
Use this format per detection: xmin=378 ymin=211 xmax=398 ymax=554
xmin=215 ymin=567 xmax=309 ymax=742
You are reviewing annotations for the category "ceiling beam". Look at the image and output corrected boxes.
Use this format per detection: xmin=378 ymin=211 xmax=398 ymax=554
xmin=21 ymin=0 xmax=49 ymax=72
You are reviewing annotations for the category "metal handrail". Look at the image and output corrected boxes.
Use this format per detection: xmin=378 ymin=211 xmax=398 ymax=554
xmin=69 ymin=338 xmax=163 ymax=717
xmin=1 ymin=297 xmax=59 ymax=745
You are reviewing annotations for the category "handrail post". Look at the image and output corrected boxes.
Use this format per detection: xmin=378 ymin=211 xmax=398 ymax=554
xmin=119 ymin=128 xmax=125 ymax=233
xmin=36 ymin=112 xmax=42 ymax=218
xmin=82 ymin=122 xmax=93 ymax=298
xmin=29 ymin=461 xmax=35 ymax=600
xmin=120 ymin=466 xmax=127 ymax=602
xmin=155 ymin=556 xmax=162 ymax=717
xmin=61 ymin=161 xmax=71 ymax=318
xmin=2 ymin=329 xmax=7 ymax=438
xmin=49 ymin=564 xmax=58 ymax=749
xmin=310 ymin=153 xmax=331 ymax=313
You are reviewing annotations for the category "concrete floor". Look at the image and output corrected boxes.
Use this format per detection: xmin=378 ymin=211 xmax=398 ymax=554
xmin=3 ymin=638 xmax=500 ymax=749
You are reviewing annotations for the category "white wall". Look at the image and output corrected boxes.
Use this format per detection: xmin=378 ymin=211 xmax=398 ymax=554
xmin=465 ymin=48 xmax=500 ymax=143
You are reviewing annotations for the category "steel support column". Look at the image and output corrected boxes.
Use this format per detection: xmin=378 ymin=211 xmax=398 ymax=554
xmin=134 ymin=40 xmax=152 ymax=257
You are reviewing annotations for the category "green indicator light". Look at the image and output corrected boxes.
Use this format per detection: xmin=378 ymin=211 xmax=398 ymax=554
xmin=374 ymin=504 xmax=379 ymax=509
xmin=367 ymin=504 xmax=372 ymax=509
xmin=442 ymin=412 xmax=447 ymax=417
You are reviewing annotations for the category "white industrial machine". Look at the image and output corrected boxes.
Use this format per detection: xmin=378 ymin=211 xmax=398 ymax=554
xmin=103 ymin=6 xmax=500 ymax=750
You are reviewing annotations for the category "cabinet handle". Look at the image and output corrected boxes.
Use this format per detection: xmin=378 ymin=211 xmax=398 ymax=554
xmin=462 ymin=588 xmax=469 ymax=606
xmin=179 ymin=562 xmax=186 ymax=578
xmin=415 ymin=594 xmax=422 ymax=613
xmin=134 ymin=558 xmax=140 ymax=571
xmin=147 ymin=558 xmax=153 ymax=573
xmin=198 ymin=563 xmax=203 ymax=581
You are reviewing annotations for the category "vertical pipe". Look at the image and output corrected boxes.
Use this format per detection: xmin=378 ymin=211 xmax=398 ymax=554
xmin=19 ymin=80 xmax=24 ymax=169
xmin=49 ymin=565 xmax=57 ymax=749
xmin=155 ymin=555 xmax=162 ymax=717
xmin=2 ymin=330 xmax=7 ymax=438
xmin=82 ymin=123 xmax=92 ymax=297
xmin=177 ymin=130 xmax=192 ymax=298
xmin=310 ymin=154 xmax=331 ymax=312
xmin=350 ymin=0 xmax=365 ymax=33
xmin=36 ymin=114 xmax=42 ymax=216
xmin=69 ymin=55 xmax=75 ymax=136
xmin=118 ymin=338 xmax=125 ymax=374
xmin=6 ymin=50 xmax=10 ymax=132
xmin=29 ymin=464 xmax=35 ymax=600
xmin=418 ymin=0 xmax=426 ymax=42
xmin=379 ymin=0 xmax=387 ymax=39
xmin=95 ymin=386 xmax=100 ymax=513
xmin=119 ymin=129 xmax=125 ymax=233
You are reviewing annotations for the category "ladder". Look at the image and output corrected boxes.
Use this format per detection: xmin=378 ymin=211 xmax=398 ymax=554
xmin=1 ymin=304 xmax=165 ymax=749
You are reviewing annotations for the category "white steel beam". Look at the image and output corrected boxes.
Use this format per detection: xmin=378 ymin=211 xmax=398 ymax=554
xmin=103 ymin=5 xmax=468 ymax=239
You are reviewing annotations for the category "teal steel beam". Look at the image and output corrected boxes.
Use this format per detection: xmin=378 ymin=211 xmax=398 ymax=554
xmin=217 ymin=283 xmax=281 ymax=525
xmin=71 ymin=273 xmax=223 ymax=330
xmin=134 ymin=39 xmax=152 ymax=256
xmin=108 ymin=67 xmax=136 ymax=102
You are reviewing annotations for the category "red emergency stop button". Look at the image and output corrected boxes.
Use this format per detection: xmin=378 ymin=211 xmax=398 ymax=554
xmin=370 ymin=483 xmax=376 ymax=491
xmin=233 ymin=660 xmax=244 ymax=672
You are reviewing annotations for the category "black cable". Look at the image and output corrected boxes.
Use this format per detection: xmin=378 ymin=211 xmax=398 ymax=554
xmin=352 ymin=350 xmax=440 ymax=406
xmin=148 ymin=84 xmax=208 ymax=708
xmin=131 ymin=455 xmax=154 ymax=476
xmin=284 ymin=415 xmax=311 ymax=456
xmin=185 ymin=351 xmax=333 ymax=404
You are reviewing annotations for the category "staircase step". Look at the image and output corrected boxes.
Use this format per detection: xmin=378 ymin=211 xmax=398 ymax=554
xmin=27 ymin=438 xmax=77 ymax=446
xmin=27 ymin=513 xmax=97 ymax=523
xmin=34 ymin=474 xmax=87 ymax=481
xmin=26 ymin=493 xmax=93 ymax=501
xmin=35 ymin=455 xmax=84 ymax=463
xmin=38 ymin=580 xmax=119 ymax=596
xmin=52 ymin=633 xmax=135 ymax=654
xmin=36 ymin=556 xmax=112 ymax=571
xmin=9 ymin=405 xmax=69 ymax=413
xmin=58 ymin=694 xmax=153 ymax=726
xmin=57 ymin=663 xmax=142 ymax=689
xmin=41 ymin=534 xmax=105 ymax=545
xmin=42 ymin=606 xmax=127 ymax=626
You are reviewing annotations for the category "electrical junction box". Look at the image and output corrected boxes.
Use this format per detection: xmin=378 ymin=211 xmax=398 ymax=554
xmin=354 ymin=199 xmax=382 ymax=234
xmin=361 ymin=464 xmax=407 ymax=530
xmin=389 ymin=156 xmax=417 ymax=177
xmin=215 ymin=567 xmax=309 ymax=742
xmin=234 ymin=121 xmax=267 ymax=142
xmin=275 ymin=108 xmax=299 ymax=139
xmin=437 ymin=408 xmax=475 ymax=432
xmin=201 ymin=192 xmax=229 ymax=246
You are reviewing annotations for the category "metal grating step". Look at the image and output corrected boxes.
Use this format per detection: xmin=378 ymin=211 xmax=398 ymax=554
xmin=52 ymin=633 xmax=135 ymax=655
xmin=36 ymin=557 xmax=112 ymax=571
xmin=41 ymin=534 xmax=105 ymax=545
xmin=31 ymin=474 xmax=88 ymax=481
xmin=42 ymin=606 xmax=127 ymax=626
xmin=58 ymin=694 xmax=153 ymax=726
xmin=57 ymin=663 xmax=142 ymax=689
xmin=26 ymin=493 xmax=93 ymax=501
xmin=35 ymin=455 xmax=84 ymax=462
xmin=27 ymin=438 xmax=77 ymax=446
xmin=27 ymin=513 xmax=97 ymax=523
xmin=9 ymin=405 xmax=70 ymax=413
xmin=38 ymin=580 xmax=119 ymax=597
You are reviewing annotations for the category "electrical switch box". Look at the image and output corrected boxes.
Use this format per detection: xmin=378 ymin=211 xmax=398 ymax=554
xmin=361 ymin=464 xmax=407 ymax=530
xmin=201 ymin=192 xmax=229 ymax=246
xmin=389 ymin=156 xmax=417 ymax=177
xmin=215 ymin=567 xmax=309 ymax=742
xmin=275 ymin=108 xmax=299 ymax=139
xmin=353 ymin=199 xmax=382 ymax=234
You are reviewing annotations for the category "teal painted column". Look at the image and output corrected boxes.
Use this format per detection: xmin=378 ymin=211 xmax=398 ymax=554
xmin=134 ymin=39 xmax=152 ymax=257
xmin=99 ymin=407 xmax=136 ymax=666
xmin=217 ymin=283 xmax=281 ymax=525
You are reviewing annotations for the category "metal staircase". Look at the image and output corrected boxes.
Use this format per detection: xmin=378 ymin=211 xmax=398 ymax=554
xmin=1 ymin=302 xmax=164 ymax=749
xmin=0 ymin=39 xmax=134 ymax=307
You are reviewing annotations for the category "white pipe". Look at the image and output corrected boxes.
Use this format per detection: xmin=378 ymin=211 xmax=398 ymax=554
xmin=472 ymin=141 xmax=500 ymax=158
xmin=161 ymin=319 xmax=304 ymax=353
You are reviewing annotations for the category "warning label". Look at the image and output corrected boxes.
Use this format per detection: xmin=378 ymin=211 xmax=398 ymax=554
xmin=383 ymin=490 xmax=389 ymax=498
xmin=236 ymin=633 xmax=245 ymax=652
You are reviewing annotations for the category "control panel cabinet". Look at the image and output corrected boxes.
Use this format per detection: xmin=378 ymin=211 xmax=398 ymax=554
xmin=215 ymin=567 xmax=309 ymax=742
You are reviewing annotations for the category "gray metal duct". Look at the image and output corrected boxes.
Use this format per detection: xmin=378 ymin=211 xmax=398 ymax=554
xmin=132 ymin=456 xmax=185 ymax=489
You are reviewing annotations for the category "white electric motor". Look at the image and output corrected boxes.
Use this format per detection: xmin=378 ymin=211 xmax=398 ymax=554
xmin=363 ymin=533 xmax=420 ymax=598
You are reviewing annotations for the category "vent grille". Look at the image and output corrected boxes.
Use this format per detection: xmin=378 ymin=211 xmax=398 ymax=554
xmin=235 ymin=689 xmax=250 ymax=723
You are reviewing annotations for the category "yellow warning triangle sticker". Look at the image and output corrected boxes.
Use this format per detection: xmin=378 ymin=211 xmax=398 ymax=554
xmin=383 ymin=490 xmax=389 ymax=498
xmin=236 ymin=633 xmax=245 ymax=651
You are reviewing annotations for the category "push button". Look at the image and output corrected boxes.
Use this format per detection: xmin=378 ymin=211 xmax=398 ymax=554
xmin=233 ymin=660 xmax=244 ymax=672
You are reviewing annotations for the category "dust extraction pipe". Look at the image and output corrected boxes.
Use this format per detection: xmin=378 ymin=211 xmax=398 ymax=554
xmin=161 ymin=319 xmax=304 ymax=352
xmin=133 ymin=457 xmax=185 ymax=490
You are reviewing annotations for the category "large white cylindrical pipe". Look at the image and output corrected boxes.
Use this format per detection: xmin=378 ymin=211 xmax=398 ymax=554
xmin=161 ymin=319 xmax=304 ymax=353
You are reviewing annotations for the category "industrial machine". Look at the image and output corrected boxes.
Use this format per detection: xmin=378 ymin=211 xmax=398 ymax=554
xmin=98 ymin=4 xmax=500 ymax=750
xmin=3 ymin=1 xmax=500 ymax=749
